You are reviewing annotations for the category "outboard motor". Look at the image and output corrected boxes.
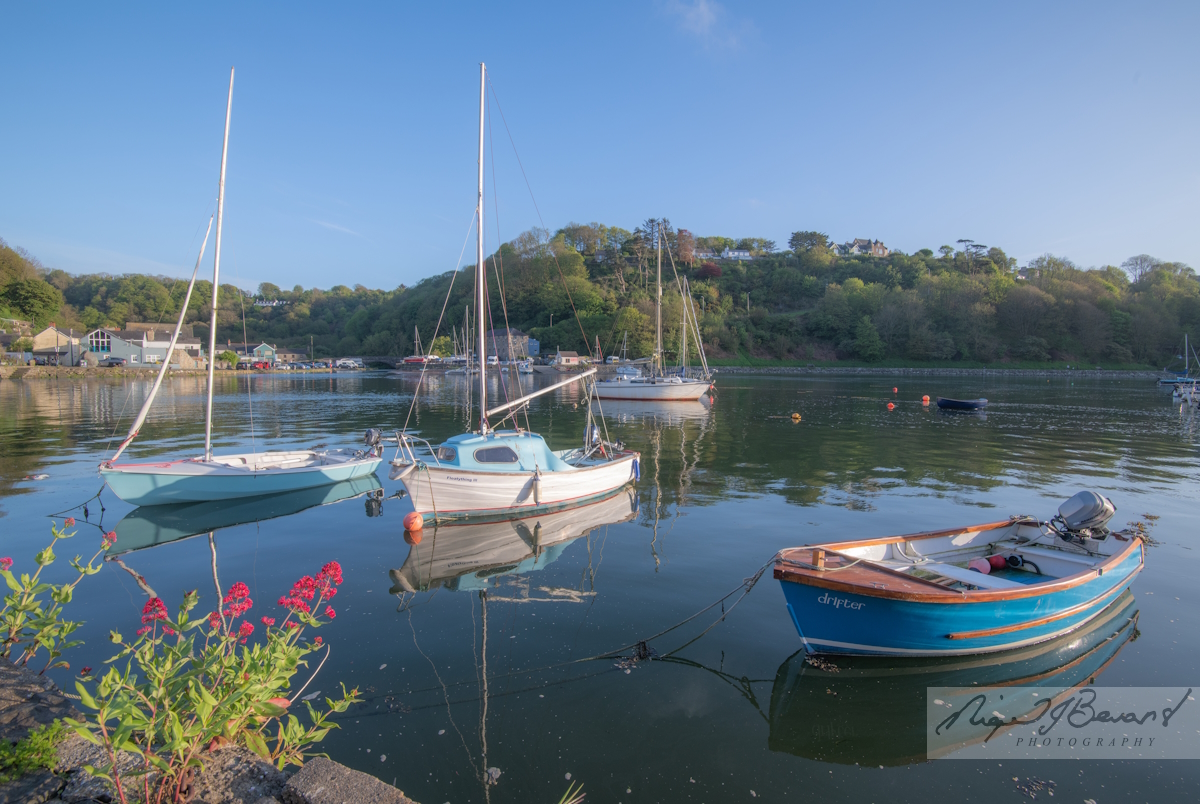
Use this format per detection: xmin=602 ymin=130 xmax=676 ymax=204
xmin=1052 ymin=490 xmax=1116 ymax=543
xmin=364 ymin=428 xmax=382 ymax=455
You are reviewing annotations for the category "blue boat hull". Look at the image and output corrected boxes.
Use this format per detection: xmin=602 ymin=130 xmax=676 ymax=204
xmin=101 ymin=456 xmax=382 ymax=506
xmin=778 ymin=542 xmax=1143 ymax=657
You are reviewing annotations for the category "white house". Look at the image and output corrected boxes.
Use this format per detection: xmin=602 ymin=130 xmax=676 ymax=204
xmin=722 ymin=248 xmax=753 ymax=261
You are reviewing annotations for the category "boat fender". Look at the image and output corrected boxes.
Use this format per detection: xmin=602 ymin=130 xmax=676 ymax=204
xmin=987 ymin=555 xmax=1007 ymax=571
xmin=967 ymin=557 xmax=992 ymax=574
xmin=403 ymin=511 xmax=424 ymax=532
xmin=633 ymin=458 xmax=640 ymax=482
xmin=533 ymin=469 xmax=542 ymax=505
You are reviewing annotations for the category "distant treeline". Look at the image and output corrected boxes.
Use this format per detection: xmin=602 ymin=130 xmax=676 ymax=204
xmin=2 ymin=224 xmax=1197 ymax=367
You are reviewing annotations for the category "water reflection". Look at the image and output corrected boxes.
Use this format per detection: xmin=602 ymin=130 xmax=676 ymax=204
xmin=388 ymin=487 xmax=638 ymax=598
xmin=767 ymin=590 xmax=1139 ymax=767
xmin=109 ymin=476 xmax=384 ymax=554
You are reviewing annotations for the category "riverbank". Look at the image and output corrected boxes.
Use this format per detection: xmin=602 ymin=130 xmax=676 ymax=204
xmin=0 ymin=366 xmax=350 ymax=380
xmin=0 ymin=658 xmax=417 ymax=804
xmin=714 ymin=365 xmax=1162 ymax=379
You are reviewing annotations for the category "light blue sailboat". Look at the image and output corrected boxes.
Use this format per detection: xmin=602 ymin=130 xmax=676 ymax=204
xmin=100 ymin=68 xmax=382 ymax=506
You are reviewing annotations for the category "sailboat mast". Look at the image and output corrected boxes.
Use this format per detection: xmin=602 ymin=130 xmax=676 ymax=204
xmin=476 ymin=62 xmax=488 ymax=431
xmin=655 ymin=223 xmax=663 ymax=376
xmin=205 ymin=67 xmax=234 ymax=462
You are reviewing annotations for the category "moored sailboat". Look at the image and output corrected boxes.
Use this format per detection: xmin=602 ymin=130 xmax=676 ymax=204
xmin=388 ymin=63 xmax=638 ymax=524
xmin=592 ymin=226 xmax=712 ymax=401
xmin=100 ymin=69 xmax=382 ymax=506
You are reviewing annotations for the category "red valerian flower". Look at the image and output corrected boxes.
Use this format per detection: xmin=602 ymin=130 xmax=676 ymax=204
xmin=0 ymin=558 xmax=11 ymax=572
xmin=164 ymin=626 xmax=176 ymax=636
xmin=102 ymin=531 xmax=117 ymax=548
xmin=137 ymin=626 xmax=151 ymax=636
xmin=261 ymin=616 xmax=276 ymax=626
xmin=238 ymin=620 xmax=254 ymax=643
xmin=324 ymin=605 xmax=336 ymax=619
xmin=65 ymin=517 xmax=76 ymax=527
xmin=313 ymin=636 xmax=323 ymax=645
xmin=141 ymin=598 xmax=168 ymax=624
xmin=285 ymin=621 xmax=300 ymax=629
xmin=208 ymin=612 xmax=222 ymax=630
xmin=81 ymin=666 xmax=92 ymax=675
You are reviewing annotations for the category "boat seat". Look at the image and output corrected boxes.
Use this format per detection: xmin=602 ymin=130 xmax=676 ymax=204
xmin=916 ymin=561 xmax=1025 ymax=590
xmin=995 ymin=543 xmax=1097 ymax=566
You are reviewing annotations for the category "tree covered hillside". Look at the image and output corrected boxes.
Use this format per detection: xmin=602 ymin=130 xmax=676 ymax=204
xmin=2 ymin=226 xmax=1197 ymax=367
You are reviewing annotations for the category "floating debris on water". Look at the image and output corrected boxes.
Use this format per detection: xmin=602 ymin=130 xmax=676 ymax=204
xmin=614 ymin=640 xmax=659 ymax=672
xmin=1013 ymin=777 xmax=1056 ymax=799
xmin=487 ymin=767 xmax=501 ymax=785
xmin=23 ymin=474 xmax=49 ymax=481
xmin=805 ymin=655 xmax=840 ymax=673
xmin=301 ymin=690 xmax=321 ymax=701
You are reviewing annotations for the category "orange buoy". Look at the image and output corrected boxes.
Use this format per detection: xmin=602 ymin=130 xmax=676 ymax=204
xmin=922 ymin=395 xmax=930 ymax=405
xmin=403 ymin=511 xmax=424 ymax=532
xmin=404 ymin=530 xmax=423 ymax=546
xmin=887 ymin=402 xmax=895 ymax=410
xmin=791 ymin=412 xmax=801 ymax=422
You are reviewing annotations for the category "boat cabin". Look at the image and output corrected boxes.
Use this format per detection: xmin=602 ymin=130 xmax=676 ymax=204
xmin=432 ymin=431 xmax=575 ymax=473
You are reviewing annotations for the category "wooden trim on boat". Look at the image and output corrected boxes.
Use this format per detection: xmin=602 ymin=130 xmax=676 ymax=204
xmin=774 ymin=538 xmax=1143 ymax=604
xmin=814 ymin=520 xmax=1017 ymax=552
xmin=944 ymin=581 xmax=1127 ymax=640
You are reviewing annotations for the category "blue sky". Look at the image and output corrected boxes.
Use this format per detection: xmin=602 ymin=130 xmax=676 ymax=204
xmin=2 ymin=2 xmax=1197 ymax=290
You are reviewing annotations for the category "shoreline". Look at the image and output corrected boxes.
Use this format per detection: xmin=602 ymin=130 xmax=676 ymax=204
xmin=0 ymin=365 xmax=344 ymax=380
xmin=712 ymin=365 xmax=1163 ymax=379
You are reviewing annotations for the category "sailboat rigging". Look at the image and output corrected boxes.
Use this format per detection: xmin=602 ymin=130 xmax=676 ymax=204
xmin=592 ymin=223 xmax=714 ymax=401
xmin=100 ymin=68 xmax=383 ymax=506
xmin=388 ymin=62 xmax=639 ymax=523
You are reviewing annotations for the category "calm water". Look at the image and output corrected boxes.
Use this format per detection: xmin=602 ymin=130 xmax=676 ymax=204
xmin=2 ymin=371 xmax=1198 ymax=803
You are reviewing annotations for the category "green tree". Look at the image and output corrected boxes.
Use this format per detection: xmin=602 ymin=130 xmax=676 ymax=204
xmin=0 ymin=279 xmax=63 ymax=326
xmin=788 ymin=231 xmax=829 ymax=252
xmin=853 ymin=315 xmax=885 ymax=361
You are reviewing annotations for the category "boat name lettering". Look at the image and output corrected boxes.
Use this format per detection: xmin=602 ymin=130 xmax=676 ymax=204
xmin=817 ymin=592 xmax=864 ymax=610
xmin=447 ymin=476 xmax=477 ymax=483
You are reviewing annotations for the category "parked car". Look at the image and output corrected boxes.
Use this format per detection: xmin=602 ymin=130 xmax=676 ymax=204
xmin=99 ymin=357 xmax=127 ymax=367
xmin=251 ymin=361 xmax=271 ymax=370
xmin=235 ymin=362 xmax=250 ymax=370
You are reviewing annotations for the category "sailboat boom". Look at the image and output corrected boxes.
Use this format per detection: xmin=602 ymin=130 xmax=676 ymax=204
xmin=486 ymin=368 xmax=597 ymax=419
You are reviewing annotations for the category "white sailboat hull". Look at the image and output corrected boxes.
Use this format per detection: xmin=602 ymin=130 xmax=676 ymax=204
xmin=592 ymin=377 xmax=712 ymax=401
xmin=392 ymin=452 xmax=639 ymax=523
xmin=101 ymin=450 xmax=383 ymax=506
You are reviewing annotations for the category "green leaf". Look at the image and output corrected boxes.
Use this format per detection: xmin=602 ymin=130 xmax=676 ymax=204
xmin=243 ymin=730 xmax=270 ymax=760
xmin=252 ymin=700 xmax=289 ymax=718
xmin=74 ymin=682 xmax=98 ymax=710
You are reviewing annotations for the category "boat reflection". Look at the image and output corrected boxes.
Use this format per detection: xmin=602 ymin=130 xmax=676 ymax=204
xmin=388 ymin=487 xmax=638 ymax=596
xmin=109 ymin=475 xmax=383 ymax=555
xmin=599 ymin=397 xmax=712 ymax=426
xmin=767 ymin=590 xmax=1139 ymax=767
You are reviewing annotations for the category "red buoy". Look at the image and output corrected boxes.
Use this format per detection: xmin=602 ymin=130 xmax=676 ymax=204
xmin=403 ymin=511 xmax=424 ymax=532
xmin=892 ymin=387 xmax=898 ymax=394
xmin=922 ymin=395 xmax=930 ymax=405
xmin=887 ymin=402 xmax=895 ymax=410
xmin=404 ymin=530 xmax=422 ymax=546
xmin=988 ymin=555 xmax=1007 ymax=571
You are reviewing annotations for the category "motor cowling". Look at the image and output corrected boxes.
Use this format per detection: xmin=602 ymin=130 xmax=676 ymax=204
xmin=1058 ymin=490 xmax=1116 ymax=532
xmin=364 ymin=428 xmax=382 ymax=448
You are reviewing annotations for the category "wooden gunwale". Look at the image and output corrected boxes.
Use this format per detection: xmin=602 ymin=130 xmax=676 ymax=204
xmin=944 ymin=579 xmax=1128 ymax=639
xmin=774 ymin=537 xmax=1143 ymax=604
xmin=811 ymin=519 xmax=1016 ymax=552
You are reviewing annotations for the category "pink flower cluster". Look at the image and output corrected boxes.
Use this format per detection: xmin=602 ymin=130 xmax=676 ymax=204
xmin=101 ymin=531 xmax=117 ymax=549
xmin=278 ymin=562 xmax=341 ymax=617
xmin=0 ymin=558 xmax=11 ymax=572
xmin=223 ymin=581 xmax=253 ymax=619
xmin=65 ymin=517 xmax=76 ymax=527
xmin=141 ymin=597 xmax=168 ymax=624
xmin=238 ymin=620 xmax=254 ymax=644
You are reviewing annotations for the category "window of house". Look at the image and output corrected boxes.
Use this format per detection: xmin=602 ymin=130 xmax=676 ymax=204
xmin=436 ymin=447 xmax=457 ymax=462
xmin=130 ymin=355 xmax=139 ymax=364
xmin=473 ymin=446 xmax=519 ymax=464
xmin=88 ymin=331 xmax=111 ymax=353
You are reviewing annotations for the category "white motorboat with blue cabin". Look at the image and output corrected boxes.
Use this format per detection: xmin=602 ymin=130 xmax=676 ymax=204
xmin=100 ymin=69 xmax=382 ymax=506
xmin=388 ymin=63 xmax=639 ymax=524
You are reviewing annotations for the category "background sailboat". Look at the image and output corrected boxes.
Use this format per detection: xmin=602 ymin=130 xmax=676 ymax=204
xmin=593 ymin=223 xmax=712 ymax=401
xmin=100 ymin=68 xmax=382 ymax=506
